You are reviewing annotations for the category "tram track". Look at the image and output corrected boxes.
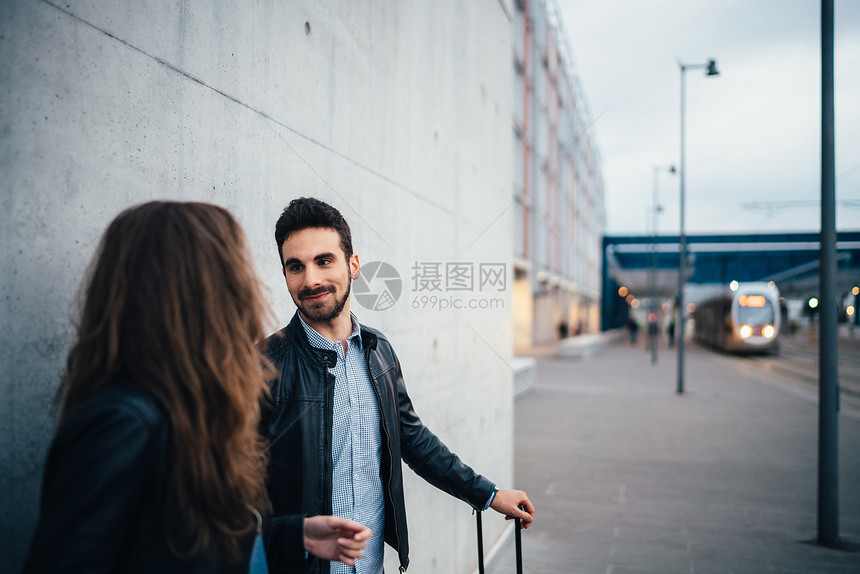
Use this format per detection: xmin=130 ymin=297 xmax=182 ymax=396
xmin=737 ymin=331 xmax=860 ymax=413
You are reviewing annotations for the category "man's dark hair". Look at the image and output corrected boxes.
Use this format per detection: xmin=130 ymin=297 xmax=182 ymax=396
xmin=274 ymin=197 xmax=354 ymax=266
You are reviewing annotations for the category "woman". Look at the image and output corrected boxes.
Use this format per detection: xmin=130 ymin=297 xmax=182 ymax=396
xmin=22 ymin=201 xmax=369 ymax=573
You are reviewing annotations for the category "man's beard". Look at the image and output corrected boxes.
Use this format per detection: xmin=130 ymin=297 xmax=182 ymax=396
xmin=296 ymin=280 xmax=351 ymax=323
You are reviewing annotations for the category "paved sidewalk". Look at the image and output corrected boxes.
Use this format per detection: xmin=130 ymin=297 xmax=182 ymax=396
xmin=487 ymin=340 xmax=860 ymax=574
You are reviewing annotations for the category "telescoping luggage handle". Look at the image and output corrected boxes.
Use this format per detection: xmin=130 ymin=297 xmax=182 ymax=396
xmin=475 ymin=505 xmax=524 ymax=574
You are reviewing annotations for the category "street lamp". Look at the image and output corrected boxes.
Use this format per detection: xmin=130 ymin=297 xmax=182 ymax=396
xmin=650 ymin=164 xmax=676 ymax=365
xmin=677 ymin=58 xmax=719 ymax=395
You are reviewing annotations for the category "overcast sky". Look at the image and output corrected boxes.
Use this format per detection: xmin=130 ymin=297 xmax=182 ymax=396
xmin=555 ymin=0 xmax=860 ymax=236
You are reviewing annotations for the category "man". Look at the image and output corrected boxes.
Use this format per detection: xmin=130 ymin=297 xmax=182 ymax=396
xmin=263 ymin=198 xmax=534 ymax=574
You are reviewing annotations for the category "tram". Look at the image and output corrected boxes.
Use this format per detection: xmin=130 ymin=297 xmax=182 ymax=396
xmin=693 ymin=282 xmax=781 ymax=354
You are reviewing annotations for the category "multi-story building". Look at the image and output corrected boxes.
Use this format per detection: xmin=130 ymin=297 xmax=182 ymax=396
xmin=512 ymin=0 xmax=606 ymax=349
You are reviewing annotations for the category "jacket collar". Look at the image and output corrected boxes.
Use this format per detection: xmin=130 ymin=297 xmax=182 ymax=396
xmin=360 ymin=328 xmax=378 ymax=352
xmin=285 ymin=312 xmax=337 ymax=368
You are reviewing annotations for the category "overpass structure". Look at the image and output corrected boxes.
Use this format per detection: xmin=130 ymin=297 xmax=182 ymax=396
xmin=601 ymin=231 xmax=860 ymax=331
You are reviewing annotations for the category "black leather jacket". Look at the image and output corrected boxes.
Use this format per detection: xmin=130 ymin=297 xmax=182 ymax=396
xmin=21 ymin=380 xmax=285 ymax=574
xmin=263 ymin=312 xmax=496 ymax=573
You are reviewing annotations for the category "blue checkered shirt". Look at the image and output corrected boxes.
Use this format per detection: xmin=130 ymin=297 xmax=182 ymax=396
xmin=299 ymin=313 xmax=385 ymax=574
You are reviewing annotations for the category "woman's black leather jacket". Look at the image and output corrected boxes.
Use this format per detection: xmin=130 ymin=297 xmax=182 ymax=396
xmin=21 ymin=380 xmax=274 ymax=574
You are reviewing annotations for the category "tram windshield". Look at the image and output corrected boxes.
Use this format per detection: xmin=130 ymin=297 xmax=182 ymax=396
xmin=736 ymin=294 xmax=774 ymax=324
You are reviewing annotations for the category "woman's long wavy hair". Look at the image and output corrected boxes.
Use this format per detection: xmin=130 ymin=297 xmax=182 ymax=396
xmin=58 ymin=201 xmax=274 ymax=561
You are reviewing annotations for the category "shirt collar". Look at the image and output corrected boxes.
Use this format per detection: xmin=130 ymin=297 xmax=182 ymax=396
xmin=297 ymin=311 xmax=363 ymax=352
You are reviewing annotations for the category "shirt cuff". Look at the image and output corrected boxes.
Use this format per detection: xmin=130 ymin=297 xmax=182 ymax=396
xmin=482 ymin=488 xmax=499 ymax=511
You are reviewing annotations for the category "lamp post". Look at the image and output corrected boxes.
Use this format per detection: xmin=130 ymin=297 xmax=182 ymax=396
xmin=650 ymin=164 xmax=676 ymax=365
xmin=818 ymin=0 xmax=838 ymax=546
xmin=677 ymin=58 xmax=719 ymax=395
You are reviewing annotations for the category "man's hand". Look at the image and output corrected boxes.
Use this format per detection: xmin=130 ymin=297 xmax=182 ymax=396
xmin=303 ymin=516 xmax=372 ymax=566
xmin=490 ymin=489 xmax=535 ymax=529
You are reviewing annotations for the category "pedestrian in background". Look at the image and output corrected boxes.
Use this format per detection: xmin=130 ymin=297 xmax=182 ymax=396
xmin=22 ymin=201 xmax=370 ymax=574
xmin=558 ymin=320 xmax=569 ymax=339
xmin=628 ymin=317 xmax=639 ymax=344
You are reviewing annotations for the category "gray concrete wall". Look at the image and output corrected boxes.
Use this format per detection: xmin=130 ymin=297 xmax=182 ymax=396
xmin=1 ymin=1 xmax=516 ymax=572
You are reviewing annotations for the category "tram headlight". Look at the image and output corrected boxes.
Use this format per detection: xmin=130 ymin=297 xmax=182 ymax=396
xmin=740 ymin=325 xmax=752 ymax=338
xmin=763 ymin=325 xmax=775 ymax=339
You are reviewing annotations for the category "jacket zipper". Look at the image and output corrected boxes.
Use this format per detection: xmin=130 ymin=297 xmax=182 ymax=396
xmin=323 ymin=366 xmax=335 ymax=574
xmin=365 ymin=346 xmax=405 ymax=572
xmin=323 ymin=369 xmax=334 ymax=515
